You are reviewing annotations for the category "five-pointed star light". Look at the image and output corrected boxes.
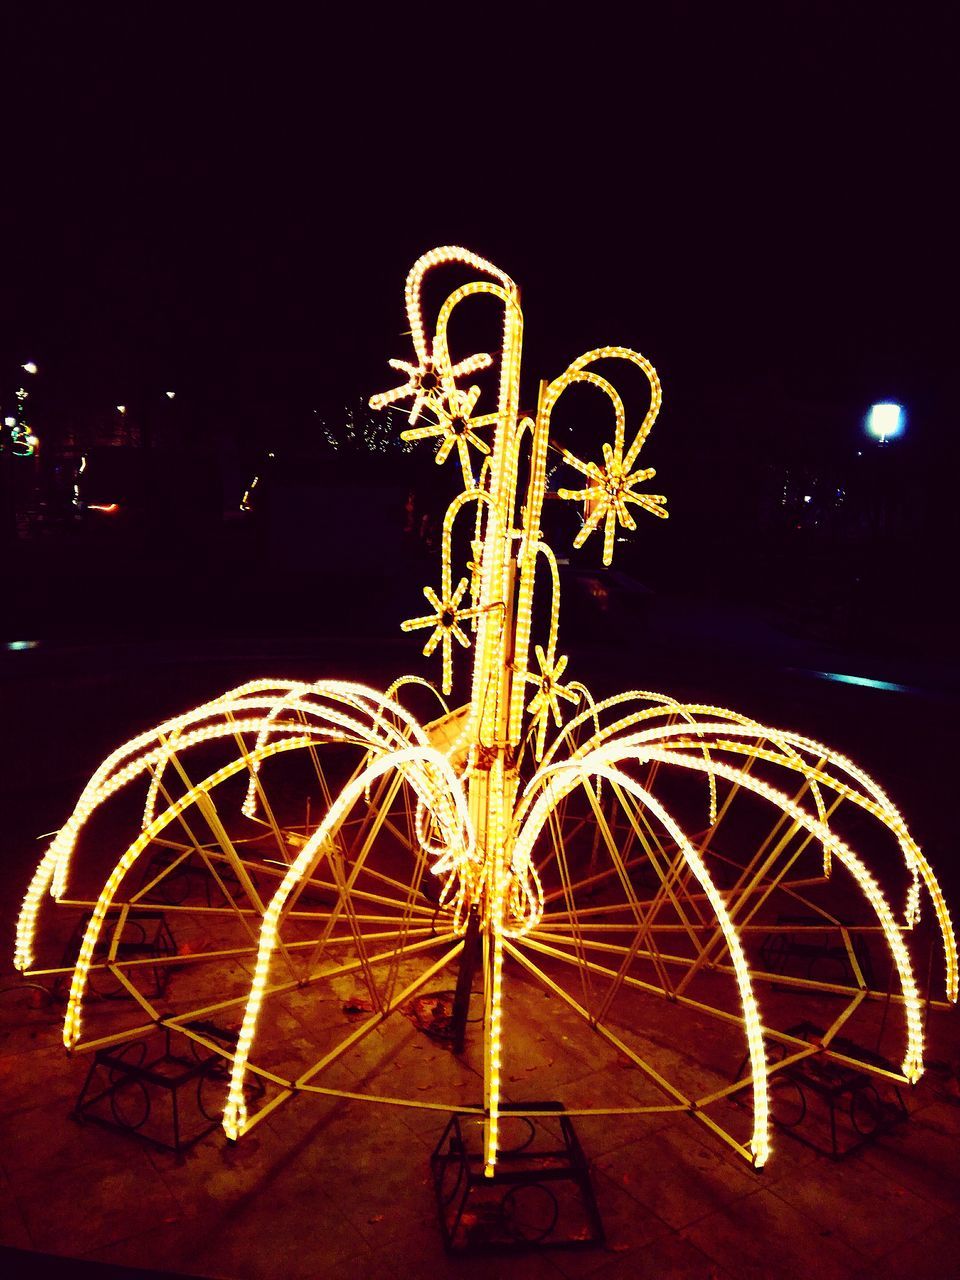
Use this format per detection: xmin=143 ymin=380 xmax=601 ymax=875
xmin=401 ymin=577 xmax=483 ymax=695
xmin=558 ymin=442 xmax=668 ymax=566
xmin=400 ymin=385 xmax=498 ymax=487
xmin=525 ymin=645 xmax=580 ymax=760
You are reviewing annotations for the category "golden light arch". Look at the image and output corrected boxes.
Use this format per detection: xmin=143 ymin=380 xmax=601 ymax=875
xmin=15 ymin=245 xmax=956 ymax=1181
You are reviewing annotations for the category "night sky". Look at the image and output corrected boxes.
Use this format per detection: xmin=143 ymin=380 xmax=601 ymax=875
xmin=2 ymin=4 xmax=956 ymax=464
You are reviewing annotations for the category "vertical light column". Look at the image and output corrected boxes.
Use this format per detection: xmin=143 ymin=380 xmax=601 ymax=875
xmin=508 ymin=381 xmax=551 ymax=742
xmin=482 ymin=751 xmax=507 ymax=1175
xmin=447 ymin=287 xmax=522 ymax=1177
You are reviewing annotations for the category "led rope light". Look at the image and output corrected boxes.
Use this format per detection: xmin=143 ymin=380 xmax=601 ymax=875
xmin=510 ymin=758 xmax=769 ymax=1164
xmin=531 ymin=696 xmax=955 ymax=998
xmin=223 ymin=744 xmax=471 ymax=1137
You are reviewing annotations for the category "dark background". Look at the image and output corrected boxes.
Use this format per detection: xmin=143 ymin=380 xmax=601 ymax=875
xmin=1 ymin=2 xmax=957 ymax=655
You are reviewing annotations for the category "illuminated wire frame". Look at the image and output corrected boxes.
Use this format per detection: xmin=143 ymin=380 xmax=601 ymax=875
xmin=16 ymin=247 xmax=956 ymax=1182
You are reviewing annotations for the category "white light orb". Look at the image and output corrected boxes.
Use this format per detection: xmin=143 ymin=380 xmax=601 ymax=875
xmin=866 ymin=401 xmax=905 ymax=442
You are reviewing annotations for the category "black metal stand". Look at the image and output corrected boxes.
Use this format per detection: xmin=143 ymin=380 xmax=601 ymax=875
xmin=449 ymin=907 xmax=481 ymax=1054
xmin=73 ymin=1022 xmax=263 ymax=1153
xmin=60 ymin=909 xmax=175 ymax=1001
xmin=430 ymin=1101 xmax=604 ymax=1254
xmin=761 ymin=915 xmax=875 ymax=988
xmin=738 ymin=1021 xmax=908 ymax=1160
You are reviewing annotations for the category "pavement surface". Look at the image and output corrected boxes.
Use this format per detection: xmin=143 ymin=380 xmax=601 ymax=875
xmin=2 ymin=961 xmax=958 ymax=1280
xmin=2 ymin=606 xmax=959 ymax=1280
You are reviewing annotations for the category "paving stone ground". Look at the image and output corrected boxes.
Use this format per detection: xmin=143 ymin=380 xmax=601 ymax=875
xmin=1 ymin=953 xmax=958 ymax=1280
xmin=2 ymin=635 xmax=959 ymax=1278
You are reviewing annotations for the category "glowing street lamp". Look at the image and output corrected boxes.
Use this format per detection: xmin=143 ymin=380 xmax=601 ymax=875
xmin=116 ymin=404 xmax=127 ymax=415
xmin=21 ymin=361 xmax=38 ymax=376
xmin=866 ymin=401 xmax=905 ymax=443
xmin=165 ymin=390 xmax=175 ymax=400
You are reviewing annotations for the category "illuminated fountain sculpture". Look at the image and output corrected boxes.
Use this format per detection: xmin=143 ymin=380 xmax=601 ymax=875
xmin=14 ymin=247 xmax=956 ymax=1182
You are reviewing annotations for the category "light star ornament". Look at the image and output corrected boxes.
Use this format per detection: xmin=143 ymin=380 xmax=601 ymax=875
xmin=525 ymin=645 xmax=579 ymax=761
xmin=558 ymin=445 xmax=668 ymax=565
xmin=400 ymin=384 xmax=497 ymax=487
xmin=401 ymin=576 xmax=482 ymax=697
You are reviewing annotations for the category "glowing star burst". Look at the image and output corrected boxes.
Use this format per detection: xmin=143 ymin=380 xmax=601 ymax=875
xmin=401 ymin=576 xmax=482 ymax=696
xmin=15 ymin=246 xmax=957 ymax=1199
xmin=370 ymin=351 xmax=493 ymax=426
xmin=400 ymin=385 xmax=497 ymax=487
xmin=559 ymin=445 xmax=668 ymax=566
xmin=525 ymin=645 xmax=579 ymax=761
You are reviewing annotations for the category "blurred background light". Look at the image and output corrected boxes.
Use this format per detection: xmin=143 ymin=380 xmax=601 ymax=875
xmin=866 ymin=401 xmax=905 ymax=442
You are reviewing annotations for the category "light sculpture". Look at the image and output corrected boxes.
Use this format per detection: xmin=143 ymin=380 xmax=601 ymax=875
xmin=15 ymin=248 xmax=956 ymax=1182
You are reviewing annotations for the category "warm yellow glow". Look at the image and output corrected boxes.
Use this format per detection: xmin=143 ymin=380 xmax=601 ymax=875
xmin=525 ymin=645 xmax=579 ymax=761
xmin=18 ymin=246 xmax=955 ymax=1184
xmin=512 ymin=759 xmax=771 ymax=1165
xmin=401 ymin=578 xmax=483 ymax=697
xmin=532 ymin=693 xmax=956 ymax=1002
xmin=222 ymin=743 xmax=472 ymax=1137
xmin=401 ymin=384 xmax=499 ymax=488
xmin=544 ymin=350 xmax=668 ymax=566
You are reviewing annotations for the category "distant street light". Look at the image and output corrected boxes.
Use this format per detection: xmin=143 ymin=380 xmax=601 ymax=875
xmin=165 ymin=390 xmax=176 ymax=400
xmin=866 ymin=401 xmax=905 ymax=443
xmin=116 ymin=404 xmax=127 ymax=414
xmin=3 ymin=363 xmax=40 ymax=461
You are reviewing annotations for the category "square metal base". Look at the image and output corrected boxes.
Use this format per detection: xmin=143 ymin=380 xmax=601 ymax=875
xmin=430 ymin=1101 xmax=604 ymax=1254
xmin=74 ymin=1024 xmax=263 ymax=1153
